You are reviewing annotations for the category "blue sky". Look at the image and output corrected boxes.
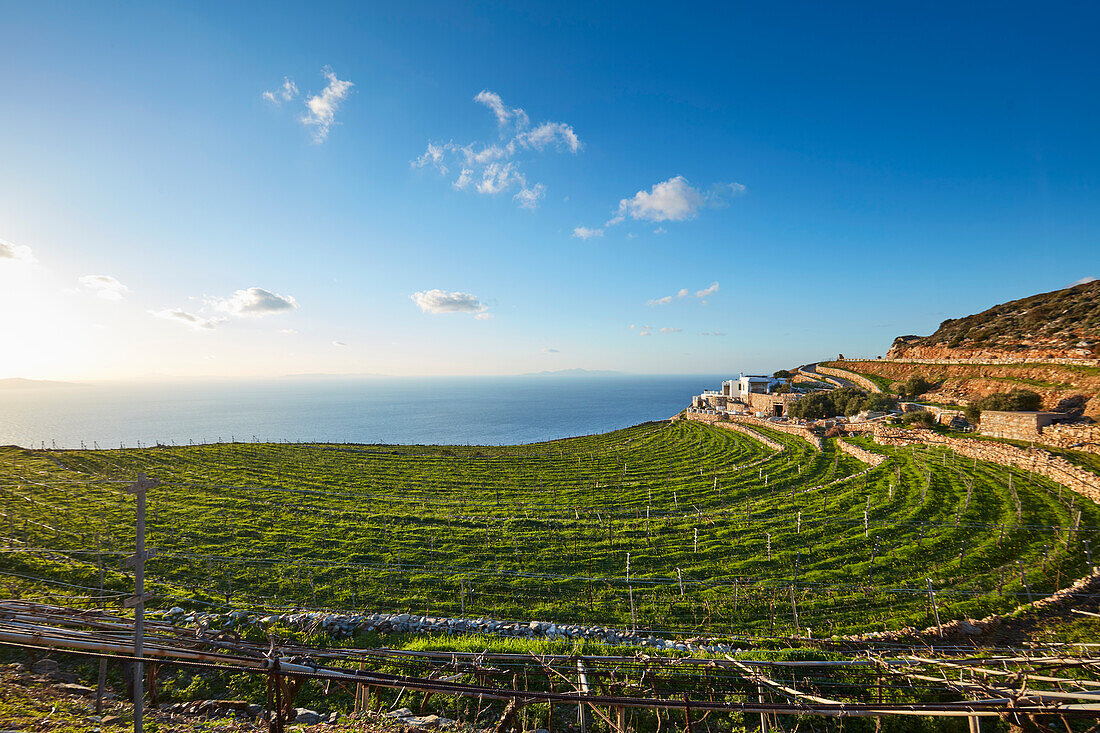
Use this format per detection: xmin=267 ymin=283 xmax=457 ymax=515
xmin=1 ymin=1 xmax=1097 ymax=379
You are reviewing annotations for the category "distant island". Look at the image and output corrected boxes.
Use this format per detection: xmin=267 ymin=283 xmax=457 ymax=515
xmin=519 ymin=368 xmax=624 ymax=377
xmin=0 ymin=378 xmax=86 ymax=390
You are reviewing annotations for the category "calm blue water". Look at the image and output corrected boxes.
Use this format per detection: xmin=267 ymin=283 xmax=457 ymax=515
xmin=0 ymin=375 xmax=725 ymax=449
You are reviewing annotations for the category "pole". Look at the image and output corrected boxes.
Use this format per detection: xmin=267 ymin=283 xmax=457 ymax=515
xmin=926 ymin=579 xmax=942 ymax=638
xmin=576 ymin=660 xmax=589 ymax=733
xmin=96 ymin=532 xmax=107 ymax=715
xmin=125 ymin=474 xmax=158 ymax=733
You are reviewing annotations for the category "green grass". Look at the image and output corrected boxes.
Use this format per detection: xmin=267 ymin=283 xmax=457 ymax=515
xmin=0 ymin=419 xmax=1096 ymax=638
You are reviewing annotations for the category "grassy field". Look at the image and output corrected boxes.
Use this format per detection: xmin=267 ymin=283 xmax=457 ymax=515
xmin=0 ymin=419 xmax=1095 ymax=638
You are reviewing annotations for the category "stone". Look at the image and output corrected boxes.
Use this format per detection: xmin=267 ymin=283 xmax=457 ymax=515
xmin=292 ymin=708 xmax=324 ymax=725
xmin=31 ymin=659 xmax=59 ymax=676
xmin=56 ymin=683 xmax=95 ymax=696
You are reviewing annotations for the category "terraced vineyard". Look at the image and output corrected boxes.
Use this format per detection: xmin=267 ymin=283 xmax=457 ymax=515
xmin=0 ymin=418 xmax=1096 ymax=638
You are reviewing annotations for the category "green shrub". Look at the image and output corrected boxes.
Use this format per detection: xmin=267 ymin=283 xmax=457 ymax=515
xmin=788 ymin=387 xmax=897 ymax=419
xmin=902 ymin=411 xmax=935 ymax=428
xmin=900 ymin=376 xmax=933 ymax=399
xmin=965 ymin=389 xmax=1042 ymax=424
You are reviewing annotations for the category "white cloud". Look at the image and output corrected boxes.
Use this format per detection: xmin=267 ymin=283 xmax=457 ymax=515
xmin=279 ymin=328 xmax=298 ymax=335
xmin=577 ymin=177 xmax=745 ymax=234
xmin=695 ymin=281 xmax=720 ymax=298
xmin=0 ymin=239 xmax=34 ymax=263
xmin=477 ymin=161 xmax=524 ymax=194
xmin=452 ymin=167 xmax=473 ymax=190
xmin=332 ymin=340 xmax=347 ymax=347
xmin=517 ymin=122 xmax=581 ymax=153
xmin=659 ymin=327 xmax=682 ymax=333
xmin=541 ymin=347 xmax=560 ymax=353
xmin=414 ymin=91 xmax=579 ymax=209
xmin=647 ymin=281 xmax=719 ymax=306
xmin=78 ymin=274 xmax=129 ymax=301
xmin=514 ymin=184 xmax=545 ymax=209
xmin=572 ymin=226 xmax=604 ymax=240
xmin=151 ymin=309 xmax=226 ymax=330
xmin=612 ymin=176 xmax=705 ymax=224
xmin=411 ymin=289 xmax=490 ymax=317
xmin=416 ymin=143 xmax=449 ymax=174
xmin=474 ymin=90 xmax=523 ymax=127
xmin=706 ymin=181 xmax=747 ymax=205
xmin=208 ymin=287 xmax=298 ymax=317
xmin=300 ymin=67 xmax=353 ymax=143
xmin=263 ymin=77 xmax=299 ymax=104
xmin=698 ymin=331 xmax=726 ymax=337
xmin=1070 ymin=276 xmax=1098 ymax=286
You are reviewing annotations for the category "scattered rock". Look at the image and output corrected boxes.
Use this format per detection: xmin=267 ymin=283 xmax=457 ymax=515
xmin=56 ymin=682 xmax=96 ymax=696
xmin=30 ymin=659 xmax=59 ymax=676
xmin=292 ymin=708 xmax=324 ymax=725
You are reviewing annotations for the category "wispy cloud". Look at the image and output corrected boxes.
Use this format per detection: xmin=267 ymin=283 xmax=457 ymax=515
xmin=300 ymin=67 xmax=354 ymax=142
xmin=1070 ymin=276 xmax=1098 ymax=286
xmin=78 ymin=274 xmax=129 ymax=301
xmin=659 ymin=327 xmax=682 ymax=333
xmin=698 ymin=331 xmax=726 ymax=337
xmin=411 ymin=289 xmax=490 ymax=318
xmin=572 ymin=226 xmax=604 ymax=240
xmin=541 ymin=347 xmax=560 ymax=353
xmin=647 ymin=281 xmax=720 ymax=306
xmin=265 ymin=68 xmax=352 ymax=142
xmin=332 ymin=340 xmax=347 ymax=347
xmin=208 ymin=287 xmax=298 ymax=317
xmin=262 ymin=77 xmax=299 ymax=104
xmin=0 ymin=239 xmax=35 ymax=263
xmin=150 ymin=309 xmax=226 ymax=330
xmin=695 ymin=281 xmax=719 ymax=298
xmin=413 ymin=90 xmax=580 ymax=209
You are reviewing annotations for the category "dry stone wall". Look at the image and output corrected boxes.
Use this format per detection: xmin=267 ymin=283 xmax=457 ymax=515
xmin=726 ymin=415 xmax=824 ymax=450
xmin=1042 ymin=423 xmax=1100 ymax=455
xmin=837 ymin=438 xmax=887 ymax=466
xmin=978 ymin=412 xmax=1100 ymax=456
xmin=682 ymin=412 xmax=822 ymax=450
xmin=816 ymin=365 xmax=884 ymax=393
xmin=872 ymin=426 xmax=1100 ymax=505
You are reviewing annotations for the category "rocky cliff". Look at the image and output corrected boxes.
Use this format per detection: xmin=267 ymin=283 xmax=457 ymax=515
xmin=886 ymin=280 xmax=1100 ymax=362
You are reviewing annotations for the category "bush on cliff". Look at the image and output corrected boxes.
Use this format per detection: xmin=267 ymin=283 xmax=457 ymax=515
xmin=964 ymin=388 xmax=1043 ymax=424
xmin=788 ymin=387 xmax=898 ymax=419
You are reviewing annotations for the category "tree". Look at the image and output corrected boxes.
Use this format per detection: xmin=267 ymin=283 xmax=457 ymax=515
xmin=965 ymin=389 xmax=1043 ymax=424
xmin=903 ymin=411 xmax=935 ymax=428
xmin=901 ymin=375 xmax=933 ymax=399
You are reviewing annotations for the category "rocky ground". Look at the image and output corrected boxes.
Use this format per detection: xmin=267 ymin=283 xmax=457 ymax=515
xmin=0 ymin=660 xmax=407 ymax=733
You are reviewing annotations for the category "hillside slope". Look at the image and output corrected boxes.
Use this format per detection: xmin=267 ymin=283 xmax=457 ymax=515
xmin=887 ymin=279 xmax=1100 ymax=361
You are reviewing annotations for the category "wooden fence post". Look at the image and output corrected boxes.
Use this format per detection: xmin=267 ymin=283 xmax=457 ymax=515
xmin=926 ymin=579 xmax=942 ymax=638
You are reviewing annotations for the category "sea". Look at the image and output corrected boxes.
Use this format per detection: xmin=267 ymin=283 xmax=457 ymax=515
xmin=0 ymin=374 xmax=727 ymax=449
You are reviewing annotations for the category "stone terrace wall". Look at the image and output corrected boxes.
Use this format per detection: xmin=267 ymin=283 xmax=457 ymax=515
xmin=875 ymin=354 xmax=1100 ymax=366
xmin=978 ymin=413 xmax=1100 ymax=456
xmin=816 ymin=365 xmax=884 ymax=393
xmin=727 ymin=415 xmax=824 ymax=451
xmin=1042 ymin=423 xmax=1100 ymax=455
xmin=873 ymin=426 xmax=1100 ymax=505
xmin=682 ymin=412 xmax=822 ymax=450
xmin=837 ymin=438 xmax=887 ymax=466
